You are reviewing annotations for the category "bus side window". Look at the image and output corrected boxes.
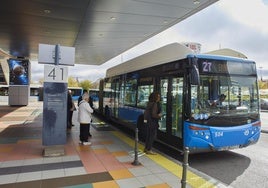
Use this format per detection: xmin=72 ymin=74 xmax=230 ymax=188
xmin=124 ymin=79 xmax=137 ymax=106
xmin=137 ymin=85 xmax=153 ymax=108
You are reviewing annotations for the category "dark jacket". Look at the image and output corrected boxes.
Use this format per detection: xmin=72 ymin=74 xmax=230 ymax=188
xmin=144 ymin=101 xmax=161 ymax=127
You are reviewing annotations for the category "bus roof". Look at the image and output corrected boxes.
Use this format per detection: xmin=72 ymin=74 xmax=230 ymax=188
xmin=188 ymin=53 xmax=254 ymax=63
xmin=106 ymin=43 xmax=254 ymax=78
xmin=106 ymin=43 xmax=193 ymax=78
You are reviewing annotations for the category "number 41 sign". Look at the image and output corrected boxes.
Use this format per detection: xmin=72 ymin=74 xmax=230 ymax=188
xmin=44 ymin=65 xmax=68 ymax=83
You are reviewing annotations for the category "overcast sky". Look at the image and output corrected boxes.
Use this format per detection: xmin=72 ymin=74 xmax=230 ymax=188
xmin=31 ymin=0 xmax=268 ymax=83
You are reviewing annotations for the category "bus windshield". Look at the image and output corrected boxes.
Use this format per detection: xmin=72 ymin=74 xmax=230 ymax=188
xmin=191 ymin=75 xmax=259 ymax=126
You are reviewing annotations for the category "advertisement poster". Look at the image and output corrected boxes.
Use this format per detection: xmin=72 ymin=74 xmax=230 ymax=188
xmin=8 ymin=58 xmax=29 ymax=85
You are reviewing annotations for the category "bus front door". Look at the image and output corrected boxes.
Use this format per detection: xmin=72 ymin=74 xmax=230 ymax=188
xmin=159 ymin=77 xmax=184 ymax=139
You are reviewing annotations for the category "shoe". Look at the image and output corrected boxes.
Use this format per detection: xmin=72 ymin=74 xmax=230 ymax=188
xmin=146 ymin=150 xmax=157 ymax=155
xmin=82 ymin=142 xmax=91 ymax=145
xmin=89 ymin=133 xmax=92 ymax=137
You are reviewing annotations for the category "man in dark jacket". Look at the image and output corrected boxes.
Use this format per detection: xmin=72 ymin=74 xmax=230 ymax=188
xmin=67 ymin=90 xmax=73 ymax=131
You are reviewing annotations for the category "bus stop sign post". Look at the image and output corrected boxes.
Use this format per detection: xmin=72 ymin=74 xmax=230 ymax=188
xmin=54 ymin=44 xmax=60 ymax=65
xmin=38 ymin=43 xmax=75 ymax=157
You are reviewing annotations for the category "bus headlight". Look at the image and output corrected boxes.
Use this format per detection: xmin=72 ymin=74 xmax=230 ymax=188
xmin=192 ymin=113 xmax=210 ymax=120
xmin=193 ymin=114 xmax=200 ymax=120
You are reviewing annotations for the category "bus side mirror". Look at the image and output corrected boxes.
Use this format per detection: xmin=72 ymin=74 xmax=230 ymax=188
xmin=190 ymin=65 xmax=200 ymax=85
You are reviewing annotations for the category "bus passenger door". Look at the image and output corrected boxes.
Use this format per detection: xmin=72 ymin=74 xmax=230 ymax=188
xmin=171 ymin=77 xmax=184 ymax=138
xmin=160 ymin=77 xmax=184 ymax=139
xmin=159 ymin=78 xmax=168 ymax=132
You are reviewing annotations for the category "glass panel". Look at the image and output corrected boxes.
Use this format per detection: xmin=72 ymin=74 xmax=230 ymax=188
xmin=191 ymin=75 xmax=259 ymax=126
xmin=159 ymin=78 xmax=168 ymax=132
xmin=124 ymin=79 xmax=137 ymax=106
xmin=30 ymin=88 xmax=39 ymax=96
xmin=112 ymin=81 xmax=120 ymax=118
xmin=137 ymin=85 xmax=154 ymax=108
xmin=119 ymin=81 xmax=124 ymax=107
xmin=0 ymin=87 xmax=8 ymax=96
xmin=171 ymin=77 xmax=184 ymax=138
xmin=103 ymin=81 xmax=113 ymax=114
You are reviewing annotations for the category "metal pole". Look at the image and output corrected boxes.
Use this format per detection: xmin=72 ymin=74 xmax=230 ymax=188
xmin=181 ymin=147 xmax=189 ymax=188
xmin=55 ymin=44 xmax=60 ymax=65
xmin=132 ymin=127 xmax=141 ymax=165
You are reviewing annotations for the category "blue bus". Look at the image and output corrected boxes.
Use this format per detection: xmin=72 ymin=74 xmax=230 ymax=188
xmin=88 ymin=88 xmax=100 ymax=109
xmin=99 ymin=43 xmax=261 ymax=153
xmin=67 ymin=87 xmax=83 ymax=101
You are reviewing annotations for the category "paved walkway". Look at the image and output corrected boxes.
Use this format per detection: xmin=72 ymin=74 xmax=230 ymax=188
xmin=0 ymin=101 xmax=229 ymax=188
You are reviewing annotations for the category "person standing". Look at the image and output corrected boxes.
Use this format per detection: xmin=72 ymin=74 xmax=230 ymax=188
xmin=68 ymin=90 xmax=76 ymax=127
xmin=78 ymin=90 xmax=87 ymax=107
xmin=143 ymin=92 xmax=162 ymax=155
xmin=67 ymin=90 xmax=73 ymax=132
xmin=78 ymin=93 xmax=94 ymax=145
xmin=78 ymin=90 xmax=94 ymax=137
xmin=78 ymin=90 xmax=94 ymax=109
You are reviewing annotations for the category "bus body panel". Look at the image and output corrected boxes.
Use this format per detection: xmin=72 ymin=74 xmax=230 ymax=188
xmin=118 ymin=106 xmax=143 ymax=124
xmin=184 ymin=121 xmax=261 ymax=151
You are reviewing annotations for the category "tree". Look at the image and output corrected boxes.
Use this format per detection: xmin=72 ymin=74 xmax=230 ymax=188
xmin=258 ymin=80 xmax=268 ymax=89
xmin=79 ymin=80 xmax=92 ymax=91
xmin=68 ymin=76 xmax=79 ymax=87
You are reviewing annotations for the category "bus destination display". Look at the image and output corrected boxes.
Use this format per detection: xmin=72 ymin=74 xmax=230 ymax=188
xmin=199 ymin=59 xmax=256 ymax=75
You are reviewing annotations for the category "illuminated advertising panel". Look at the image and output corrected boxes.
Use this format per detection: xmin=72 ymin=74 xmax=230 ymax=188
xmin=8 ymin=59 xmax=29 ymax=85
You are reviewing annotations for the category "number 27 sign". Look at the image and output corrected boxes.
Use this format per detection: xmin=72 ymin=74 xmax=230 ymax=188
xmin=44 ymin=65 xmax=68 ymax=83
